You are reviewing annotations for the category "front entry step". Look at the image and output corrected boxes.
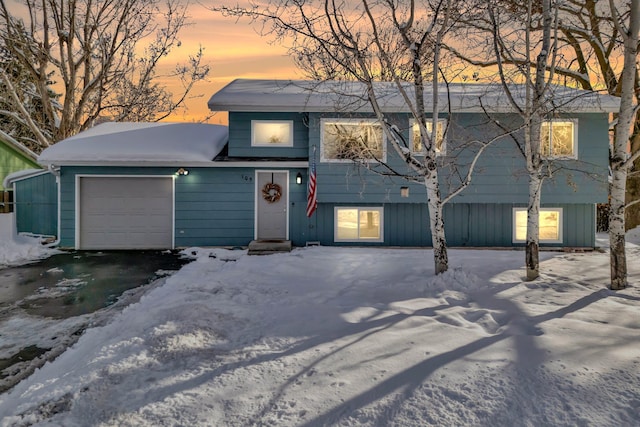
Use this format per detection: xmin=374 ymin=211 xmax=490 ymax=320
xmin=248 ymin=240 xmax=292 ymax=255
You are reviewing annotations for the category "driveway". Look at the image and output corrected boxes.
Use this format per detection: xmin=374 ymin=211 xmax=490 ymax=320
xmin=0 ymin=250 xmax=188 ymax=393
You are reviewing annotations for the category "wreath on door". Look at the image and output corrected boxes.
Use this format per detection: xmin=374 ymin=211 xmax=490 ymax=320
xmin=262 ymin=182 xmax=282 ymax=203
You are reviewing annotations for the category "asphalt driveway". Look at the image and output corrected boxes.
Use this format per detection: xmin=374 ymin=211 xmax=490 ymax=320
xmin=0 ymin=250 xmax=188 ymax=393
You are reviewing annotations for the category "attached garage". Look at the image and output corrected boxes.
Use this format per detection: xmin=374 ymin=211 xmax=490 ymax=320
xmin=37 ymin=122 xmax=230 ymax=250
xmin=77 ymin=176 xmax=174 ymax=250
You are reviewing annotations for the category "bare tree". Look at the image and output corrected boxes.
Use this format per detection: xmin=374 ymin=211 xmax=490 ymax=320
xmin=0 ymin=0 xmax=209 ymax=152
xmin=212 ymin=0 xmax=504 ymax=275
xmin=490 ymin=0 xmax=640 ymax=224
xmin=455 ymin=0 xmax=639 ymax=287
xmin=608 ymin=0 xmax=639 ymax=290
xmin=449 ymin=0 xmax=561 ymax=280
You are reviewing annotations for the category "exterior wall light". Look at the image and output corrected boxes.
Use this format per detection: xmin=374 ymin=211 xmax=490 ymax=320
xmin=296 ymin=172 xmax=303 ymax=185
xmin=177 ymin=168 xmax=189 ymax=176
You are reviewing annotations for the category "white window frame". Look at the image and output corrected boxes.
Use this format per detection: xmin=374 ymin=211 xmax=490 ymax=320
xmin=512 ymin=207 xmax=563 ymax=244
xmin=334 ymin=206 xmax=384 ymax=243
xmin=541 ymin=119 xmax=578 ymax=159
xmin=320 ymin=118 xmax=387 ymax=163
xmin=251 ymin=120 xmax=294 ymax=147
xmin=410 ymin=118 xmax=447 ymax=155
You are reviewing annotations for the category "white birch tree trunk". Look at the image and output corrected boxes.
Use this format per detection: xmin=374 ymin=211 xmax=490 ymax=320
xmin=610 ymin=167 xmax=628 ymax=289
xmin=608 ymin=0 xmax=639 ymax=290
xmin=425 ymin=164 xmax=448 ymax=274
xmin=524 ymin=0 xmax=552 ymax=281
xmin=526 ymin=173 xmax=543 ymax=280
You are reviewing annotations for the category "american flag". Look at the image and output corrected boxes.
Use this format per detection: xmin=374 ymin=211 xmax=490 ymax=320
xmin=306 ymin=149 xmax=317 ymax=217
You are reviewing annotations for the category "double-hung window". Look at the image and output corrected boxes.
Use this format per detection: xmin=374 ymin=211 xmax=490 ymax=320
xmin=334 ymin=207 xmax=384 ymax=242
xmin=541 ymin=120 xmax=577 ymax=159
xmin=251 ymin=120 xmax=294 ymax=147
xmin=513 ymin=207 xmax=563 ymax=243
xmin=321 ymin=119 xmax=385 ymax=162
xmin=411 ymin=118 xmax=447 ymax=155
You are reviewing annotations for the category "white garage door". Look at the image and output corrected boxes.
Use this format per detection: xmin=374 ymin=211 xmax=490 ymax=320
xmin=78 ymin=176 xmax=174 ymax=250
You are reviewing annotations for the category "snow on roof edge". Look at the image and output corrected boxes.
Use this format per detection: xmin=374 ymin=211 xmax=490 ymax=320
xmin=3 ymin=168 xmax=48 ymax=188
xmin=38 ymin=122 xmax=229 ymax=166
xmin=207 ymin=79 xmax=621 ymax=114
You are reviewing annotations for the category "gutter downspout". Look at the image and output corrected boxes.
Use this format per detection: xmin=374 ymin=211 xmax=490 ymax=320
xmin=47 ymin=164 xmax=61 ymax=248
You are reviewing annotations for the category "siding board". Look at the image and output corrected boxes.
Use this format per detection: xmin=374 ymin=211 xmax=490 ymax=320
xmin=309 ymin=112 xmax=609 ymax=205
xmin=14 ymin=172 xmax=57 ymax=236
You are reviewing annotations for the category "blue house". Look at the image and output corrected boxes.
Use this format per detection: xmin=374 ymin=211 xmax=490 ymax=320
xmin=33 ymin=79 xmax=619 ymax=250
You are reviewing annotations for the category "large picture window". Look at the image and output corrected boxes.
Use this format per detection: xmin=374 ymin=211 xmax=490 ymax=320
xmin=334 ymin=207 xmax=383 ymax=242
xmin=411 ymin=119 xmax=447 ymax=155
xmin=252 ymin=120 xmax=294 ymax=147
xmin=513 ymin=207 xmax=563 ymax=243
xmin=321 ymin=119 xmax=385 ymax=162
xmin=541 ymin=120 xmax=577 ymax=159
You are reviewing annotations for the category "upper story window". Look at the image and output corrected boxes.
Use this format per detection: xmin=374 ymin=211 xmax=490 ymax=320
xmin=321 ymin=119 xmax=385 ymax=162
xmin=411 ymin=119 xmax=447 ymax=155
xmin=541 ymin=120 xmax=577 ymax=159
xmin=251 ymin=120 xmax=294 ymax=147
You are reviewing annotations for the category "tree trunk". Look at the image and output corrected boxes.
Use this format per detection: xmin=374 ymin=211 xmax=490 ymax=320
xmin=609 ymin=169 xmax=628 ymax=290
xmin=608 ymin=0 xmax=638 ymax=290
xmin=425 ymin=168 xmax=448 ymax=275
xmin=526 ymin=174 xmax=542 ymax=280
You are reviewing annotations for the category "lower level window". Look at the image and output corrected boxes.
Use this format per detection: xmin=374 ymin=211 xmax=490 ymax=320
xmin=335 ymin=207 xmax=383 ymax=242
xmin=513 ymin=207 xmax=563 ymax=243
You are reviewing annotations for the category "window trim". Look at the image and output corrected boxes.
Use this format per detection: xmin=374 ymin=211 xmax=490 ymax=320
xmin=320 ymin=118 xmax=387 ymax=163
xmin=251 ymin=120 xmax=294 ymax=147
xmin=541 ymin=119 xmax=578 ymax=159
xmin=410 ymin=118 xmax=447 ymax=156
xmin=512 ymin=207 xmax=563 ymax=244
xmin=334 ymin=206 xmax=384 ymax=243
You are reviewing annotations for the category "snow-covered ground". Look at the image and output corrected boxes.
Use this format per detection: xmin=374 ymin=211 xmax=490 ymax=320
xmin=0 ymin=214 xmax=58 ymax=268
xmin=1 ymin=235 xmax=639 ymax=426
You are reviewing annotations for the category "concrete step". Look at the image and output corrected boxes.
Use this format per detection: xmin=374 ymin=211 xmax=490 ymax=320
xmin=247 ymin=240 xmax=292 ymax=255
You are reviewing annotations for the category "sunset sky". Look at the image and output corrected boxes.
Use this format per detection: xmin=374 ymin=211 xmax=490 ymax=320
xmin=160 ymin=3 xmax=299 ymax=124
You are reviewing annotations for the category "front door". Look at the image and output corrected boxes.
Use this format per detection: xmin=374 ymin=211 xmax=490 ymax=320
xmin=256 ymin=171 xmax=288 ymax=240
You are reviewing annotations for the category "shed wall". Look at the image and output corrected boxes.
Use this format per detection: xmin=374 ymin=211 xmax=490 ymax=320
xmin=1 ymin=142 xmax=39 ymax=190
xmin=14 ymin=172 xmax=58 ymax=236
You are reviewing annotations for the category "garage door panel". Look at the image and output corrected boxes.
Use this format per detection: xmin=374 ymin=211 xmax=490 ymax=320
xmin=79 ymin=177 xmax=173 ymax=250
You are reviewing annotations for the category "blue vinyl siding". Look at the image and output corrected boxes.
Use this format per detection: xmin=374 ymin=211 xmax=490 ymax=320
xmin=57 ymin=166 xmax=311 ymax=248
xmin=309 ymin=112 xmax=609 ymax=205
xmin=228 ymin=112 xmax=309 ymax=158
xmin=51 ymin=109 xmax=606 ymax=250
xmin=14 ymin=172 xmax=58 ymax=236
xmin=308 ymin=202 xmax=596 ymax=248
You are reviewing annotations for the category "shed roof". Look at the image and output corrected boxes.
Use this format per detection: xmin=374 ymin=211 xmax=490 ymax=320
xmin=2 ymin=168 xmax=50 ymax=188
xmin=208 ymin=79 xmax=621 ymax=114
xmin=38 ymin=122 xmax=229 ymax=167
xmin=0 ymin=132 xmax=38 ymax=162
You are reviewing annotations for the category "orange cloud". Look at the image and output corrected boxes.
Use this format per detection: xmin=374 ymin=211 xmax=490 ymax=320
xmin=161 ymin=8 xmax=299 ymax=123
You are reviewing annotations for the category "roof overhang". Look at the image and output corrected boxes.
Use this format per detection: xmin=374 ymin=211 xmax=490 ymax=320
xmin=208 ymin=79 xmax=621 ymax=114
xmin=38 ymin=122 xmax=229 ymax=167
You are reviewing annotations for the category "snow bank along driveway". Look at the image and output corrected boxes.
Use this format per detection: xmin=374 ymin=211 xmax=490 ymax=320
xmin=1 ymin=246 xmax=639 ymax=426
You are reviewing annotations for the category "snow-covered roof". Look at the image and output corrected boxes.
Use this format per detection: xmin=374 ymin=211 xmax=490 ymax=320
xmin=2 ymin=168 xmax=50 ymax=188
xmin=208 ymin=79 xmax=621 ymax=114
xmin=38 ymin=122 xmax=229 ymax=167
xmin=0 ymin=131 xmax=38 ymax=161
